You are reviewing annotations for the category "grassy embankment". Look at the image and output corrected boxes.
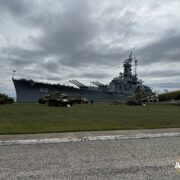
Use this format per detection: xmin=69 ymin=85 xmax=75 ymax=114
xmin=0 ymin=103 xmax=180 ymax=134
xmin=158 ymin=90 xmax=180 ymax=101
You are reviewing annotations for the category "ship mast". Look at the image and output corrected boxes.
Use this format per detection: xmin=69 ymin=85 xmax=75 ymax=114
xmin=129 ymin=51 xmax=133 ymax=60
xmin=134 ymin=57 xmax=138 ymax=76
xmin=12 ymin=70 xmax=16 ymax=79
xmin=123 ymin=52 xmax=133 ymax=78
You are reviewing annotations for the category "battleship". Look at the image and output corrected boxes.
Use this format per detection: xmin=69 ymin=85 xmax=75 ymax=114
xmin=12 ymin=53 xmax=153 ymax=103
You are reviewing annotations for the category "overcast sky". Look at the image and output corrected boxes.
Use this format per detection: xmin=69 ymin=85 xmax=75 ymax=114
xmin=0 ymin=0 xmax=180 ymax=97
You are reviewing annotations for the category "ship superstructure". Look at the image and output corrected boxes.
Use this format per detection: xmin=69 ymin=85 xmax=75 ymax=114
xmin=13 ymin=53 xmax=152 ymax=102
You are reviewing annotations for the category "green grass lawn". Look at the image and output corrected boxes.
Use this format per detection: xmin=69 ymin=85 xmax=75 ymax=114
xmin=0 ymin=103 xmax=180 ymax=134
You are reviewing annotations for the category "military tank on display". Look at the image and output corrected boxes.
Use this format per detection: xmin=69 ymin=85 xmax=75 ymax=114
xmin=13 ymin=53 xmax=153 ymax=103
xmin=48 ymin=94 xmax=73 ymax=107
xmin=70 ymin=95 xmax=92 ymax=104
xmin=38 ymin=94 xmax=50 ymax=104
xmin=38 ymin=93 xmax=73 ymax=107
xmin=39 ymin=93 xmax=92 ymax=106
xmin=0 ymin=93 xmax=14 ymax=104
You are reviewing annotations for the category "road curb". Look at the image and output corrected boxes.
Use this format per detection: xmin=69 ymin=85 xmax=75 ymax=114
xmin=0 ymin=132 xmax=180 ymax=146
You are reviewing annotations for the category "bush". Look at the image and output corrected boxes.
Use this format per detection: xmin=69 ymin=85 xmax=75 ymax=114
xmin=0 ymin=93 xmax=14 ymax=104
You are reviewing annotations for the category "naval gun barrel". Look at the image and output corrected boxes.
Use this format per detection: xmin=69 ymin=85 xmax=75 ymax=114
xmin=95 ymin=81 xmax=105 ymax=86
xmin=70 ymin=80 xmax=81 ymax=87
xmin=73 ymin=80 xmax=86 ymax=87
xmin=90 ymin=81 xmax=106 ymax=87
xmin=69 ymin=80 xmax=81 ymax=88
xmin=69 ymin=80 xmax=87 ymax=88
xmin=90 ymin=81 xmax=100 ymax=87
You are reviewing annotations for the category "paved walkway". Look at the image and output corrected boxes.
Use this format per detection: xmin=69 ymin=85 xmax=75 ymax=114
xmin=0 ymin=128 xmax=180 ymax=140
xmin=0 ymin=128 xmax=180 ymax=146
xmin=1 ymin=136 xmax=180 ymax=179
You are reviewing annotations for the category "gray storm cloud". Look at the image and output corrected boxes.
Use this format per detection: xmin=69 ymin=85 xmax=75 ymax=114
xmin=0 ymin=0 xmax=180 ymax=97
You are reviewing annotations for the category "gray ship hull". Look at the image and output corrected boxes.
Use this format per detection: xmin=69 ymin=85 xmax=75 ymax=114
xmin=13 ymin=79 xmax=127 ymax=103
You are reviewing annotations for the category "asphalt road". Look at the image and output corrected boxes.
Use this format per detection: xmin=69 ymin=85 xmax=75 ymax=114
xmin=0 ymin=137 xmax=180 ymax=180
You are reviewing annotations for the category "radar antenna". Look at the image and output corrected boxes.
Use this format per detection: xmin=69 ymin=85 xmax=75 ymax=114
xmin=134 ymin=57 xmax=138 ymax=76
xmin=12 ymin=70 xmax=16 ymax=79
xmin=129 ymin=52 xmax=133 ymax=61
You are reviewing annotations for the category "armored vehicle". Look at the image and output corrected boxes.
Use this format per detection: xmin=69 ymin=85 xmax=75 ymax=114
xmin=47 ymin=93 xmax=73 ymax=107
xmin=39 ymin=93 xmax=92 ymax=106
xmin=38 ymin=95 xmax=50 ymax=104
xmin=70 ymin=96 xmax=93 ymax=104
xmin=127 ymin=92 xmax=158 ymax=105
